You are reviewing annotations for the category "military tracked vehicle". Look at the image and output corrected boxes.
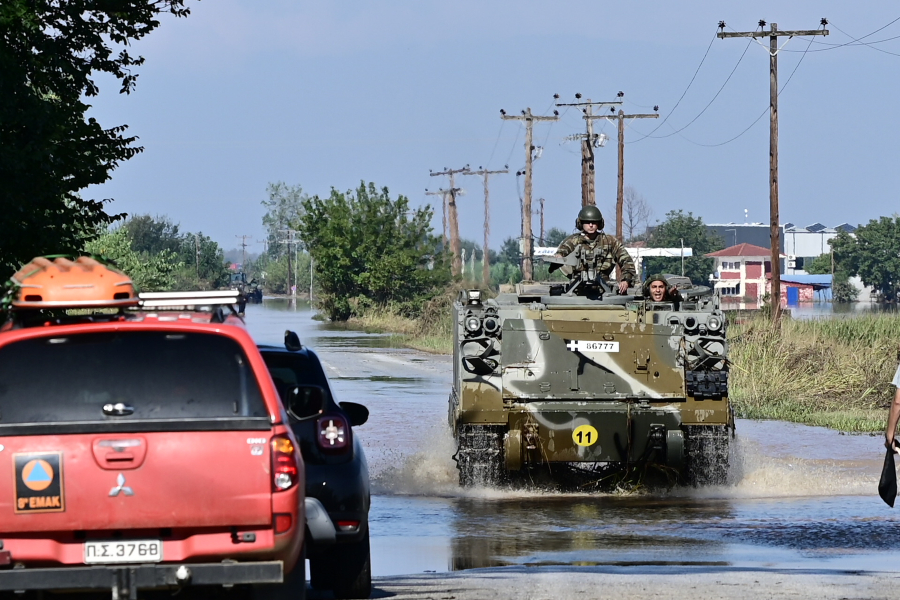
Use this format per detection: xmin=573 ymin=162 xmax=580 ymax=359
xmin=449 ymin=254 xmax=732 ymax=488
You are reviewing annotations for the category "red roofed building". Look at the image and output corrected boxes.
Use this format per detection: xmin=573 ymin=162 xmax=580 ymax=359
xmin=705 ymin=243 xmax=784 ymax=306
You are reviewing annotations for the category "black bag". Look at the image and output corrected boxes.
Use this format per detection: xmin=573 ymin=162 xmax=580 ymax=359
xmin=878 ymin=448 xmax=897 ymax=508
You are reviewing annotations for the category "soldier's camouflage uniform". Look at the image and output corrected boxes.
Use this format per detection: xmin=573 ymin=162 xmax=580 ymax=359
xmin=556 ymin=232 xmax=637 ymax=285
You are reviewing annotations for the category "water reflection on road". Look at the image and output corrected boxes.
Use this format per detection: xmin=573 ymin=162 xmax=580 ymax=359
xmin=244 ymin=299 xmax=900 ymax=577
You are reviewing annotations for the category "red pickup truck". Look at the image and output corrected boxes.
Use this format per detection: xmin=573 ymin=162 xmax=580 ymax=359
xmin=0 ymin=257 xmax=306 ymax=599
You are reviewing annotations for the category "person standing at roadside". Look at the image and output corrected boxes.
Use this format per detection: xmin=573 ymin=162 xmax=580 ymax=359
xmin=884 ymin=360 xmax=900 ymax=450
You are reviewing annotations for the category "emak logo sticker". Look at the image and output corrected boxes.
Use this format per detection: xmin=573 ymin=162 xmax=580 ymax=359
xmin=14 ymin=452 xmax=65 ymax=513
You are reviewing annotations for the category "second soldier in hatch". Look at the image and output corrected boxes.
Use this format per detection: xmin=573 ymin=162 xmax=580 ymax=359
xmin=555 ymin=205 xmax=637 ymax=294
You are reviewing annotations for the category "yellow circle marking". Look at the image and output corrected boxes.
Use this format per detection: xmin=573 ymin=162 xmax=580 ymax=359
xmin=22 ymin=459 xmax=54 ymax=491
xmin=572 ymin=425 xmax=599 ymax=447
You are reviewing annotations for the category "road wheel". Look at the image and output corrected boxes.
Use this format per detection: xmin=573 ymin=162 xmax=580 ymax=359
xmin=310 ymin=530 xmax=372 ymax=599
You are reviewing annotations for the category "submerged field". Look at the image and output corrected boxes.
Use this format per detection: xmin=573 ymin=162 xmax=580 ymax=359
xmin=346 ymin=296 xmax=898 ymax=433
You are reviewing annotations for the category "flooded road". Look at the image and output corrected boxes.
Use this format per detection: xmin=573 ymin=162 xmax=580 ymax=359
xmin=243 ymin=299 xmax=900 ymax=580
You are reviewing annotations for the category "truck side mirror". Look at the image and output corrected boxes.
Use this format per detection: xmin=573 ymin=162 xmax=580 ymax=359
xmin=339 ymin=401 xmax=369 ymax=427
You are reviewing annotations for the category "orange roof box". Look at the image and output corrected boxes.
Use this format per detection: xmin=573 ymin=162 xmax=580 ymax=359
xmin=10 ymin=256 xmax=138 ymax=309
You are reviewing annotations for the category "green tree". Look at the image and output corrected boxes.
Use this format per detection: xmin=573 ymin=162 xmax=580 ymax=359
xmin=833 ymin=216 xmax=900 ymax=301
xmin=0 ymin=0 xmax=191 ymax=271
xmin=497 ymin=237 xmax=521 ymax=265
xmin=123 ymin=215 xmax=182 ymax=256
xmin=261 ymin=182 xmax=306 ymax=258
xmin=84 ymin=229 xmax=181 ymax=292
xmin=805 ymin=250 xmax=859 ymax=303
xmin=297 ymin=182 xmax=450 ymax=321
xmin=803 ymin=253 xmax=832 ymax=275
xmin=644 ymin=210 xmax=723 ymax=284
xmin=544 ymin=227 xmax=569 ymax=248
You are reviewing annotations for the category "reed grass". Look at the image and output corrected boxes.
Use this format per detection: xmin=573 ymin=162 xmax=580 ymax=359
xmin=344 ymin=286 xmax=457 ymax=354
xmin=729 ymin=314 xmax=898 ymax=432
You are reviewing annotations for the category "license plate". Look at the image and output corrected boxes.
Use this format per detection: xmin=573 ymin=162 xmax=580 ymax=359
xmin=84 ymin=540 xmax=163 ymax=564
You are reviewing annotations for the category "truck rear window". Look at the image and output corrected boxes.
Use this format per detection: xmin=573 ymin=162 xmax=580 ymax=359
xmin=0 ymin=331 xmax=269 ymax=435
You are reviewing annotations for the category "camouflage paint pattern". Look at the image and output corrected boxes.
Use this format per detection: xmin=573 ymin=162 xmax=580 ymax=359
xmin=449 ymin=281 xmax=731 ymax=473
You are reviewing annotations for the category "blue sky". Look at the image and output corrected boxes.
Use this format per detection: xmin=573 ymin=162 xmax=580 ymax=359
xmin=86 ymin=1 xmax=900 ymax=254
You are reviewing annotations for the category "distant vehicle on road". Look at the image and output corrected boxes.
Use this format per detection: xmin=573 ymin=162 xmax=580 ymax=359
xmin=0 ymin=256 xmax=307 ymax=599
xmin=259 ymin=331 xmax=372 ymax=599
xmin=231 ymin=271 xmax=263 ymax=310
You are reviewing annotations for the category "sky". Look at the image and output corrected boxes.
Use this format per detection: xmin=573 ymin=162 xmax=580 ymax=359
xmin=85 ymin=1 xmax=900 ymax=255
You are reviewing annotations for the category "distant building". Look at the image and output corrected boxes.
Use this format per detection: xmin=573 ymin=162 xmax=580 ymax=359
xmin=706 ymin=223 xmax=781 ymax=250
xmin=705 ymin=243 xmax=778 ymax=306
xmin=706 ymin=222 xmax=859 ymax=276
xmin=782 ymin=222 xmax=856 ymax=274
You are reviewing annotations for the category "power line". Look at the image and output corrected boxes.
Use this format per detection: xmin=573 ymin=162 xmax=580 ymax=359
xmin=778 ymin=15 xmax=900 ymax=52
xmin=659 ymin=29 xmax=818 ymax=148
xmin=634 ymin=36 xmax=755 ymax=141
xmin=637 ymin=29 xmax=720 ymax=139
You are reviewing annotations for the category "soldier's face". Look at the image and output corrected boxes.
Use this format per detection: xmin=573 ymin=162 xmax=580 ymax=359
xmin=650 ymin=281 xmax=666 ymax=301
xmin=582 ymin=221 xmax=599 ymax=235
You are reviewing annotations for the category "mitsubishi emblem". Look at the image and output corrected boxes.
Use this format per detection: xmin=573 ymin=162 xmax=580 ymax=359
xmin=109 ymin=473 xmax=134 ymax=497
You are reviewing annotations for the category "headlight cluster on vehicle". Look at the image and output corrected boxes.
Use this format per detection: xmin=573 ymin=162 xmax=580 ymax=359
xmin=462 ymin=309 xmax=501 ymax=338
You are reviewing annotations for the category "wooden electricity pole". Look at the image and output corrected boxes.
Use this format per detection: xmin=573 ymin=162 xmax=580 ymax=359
xmin=277 ymin=229 xmax=298 ymax=298
xmin=430 ymin=167 xmax=468 ymax=277
xmin=235 ymin=235 xmax=253 ymax=271
xmin=593 ymin=107 xmax=658 ymax=242
xmin=501 ymin=108 xmax=558 ymax=280
xmin=718 ymin=20 xmax=828 ymax=327
xmin=555 ymin=96 xmax=622 ymax=206
xmin=463 ymin=166 xmax=508 ymax=284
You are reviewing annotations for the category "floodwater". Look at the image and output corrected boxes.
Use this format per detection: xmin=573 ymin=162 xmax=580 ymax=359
xmin=244 ymin=299 xmax=900 ymax=577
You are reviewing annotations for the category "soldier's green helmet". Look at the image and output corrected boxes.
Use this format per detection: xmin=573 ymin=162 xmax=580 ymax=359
xmin=576 ymin=205 xmax=605 ymax=231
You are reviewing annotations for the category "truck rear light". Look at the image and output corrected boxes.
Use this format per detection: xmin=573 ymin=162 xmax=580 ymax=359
xmin=270 ymin=434 xmax=299 ymax=491
xmin=316 ymin=415 xmax=350 ymax=451
xmin=274 ymin=513 xmax=293 ymax=534
xmin=336 ymin=520 xmax=360 ymax=532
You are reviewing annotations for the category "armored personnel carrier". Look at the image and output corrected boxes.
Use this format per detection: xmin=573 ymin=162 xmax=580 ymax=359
xmin=449 ymin=255 xmax=732 ymax=488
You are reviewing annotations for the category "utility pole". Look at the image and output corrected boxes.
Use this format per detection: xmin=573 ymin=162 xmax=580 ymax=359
xmin=501 ymin=107 xmax=559 ymax=280
xmin=429 ymin=166 xmax=468 ymax=277
xmin=235 ymin=235 xmax=253 ymax=271
xmin=277 ymin=229 xmax=298 ymax=298
xmin=718 ymin=19 xmax=828 ymax=327
xmin=593 ymin=102 xmax=658 ymax=242
xmin=555 ymin=94 xmax=622 ymax=206
xmin=463 ymin=166 xmax=508 ymax=285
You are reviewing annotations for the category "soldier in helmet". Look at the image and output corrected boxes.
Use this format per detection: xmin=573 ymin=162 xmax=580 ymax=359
xmin=555 ymin=205 xmax=637 ymax=294
xmin=643 ymin=274 xmax=683 ymax=305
